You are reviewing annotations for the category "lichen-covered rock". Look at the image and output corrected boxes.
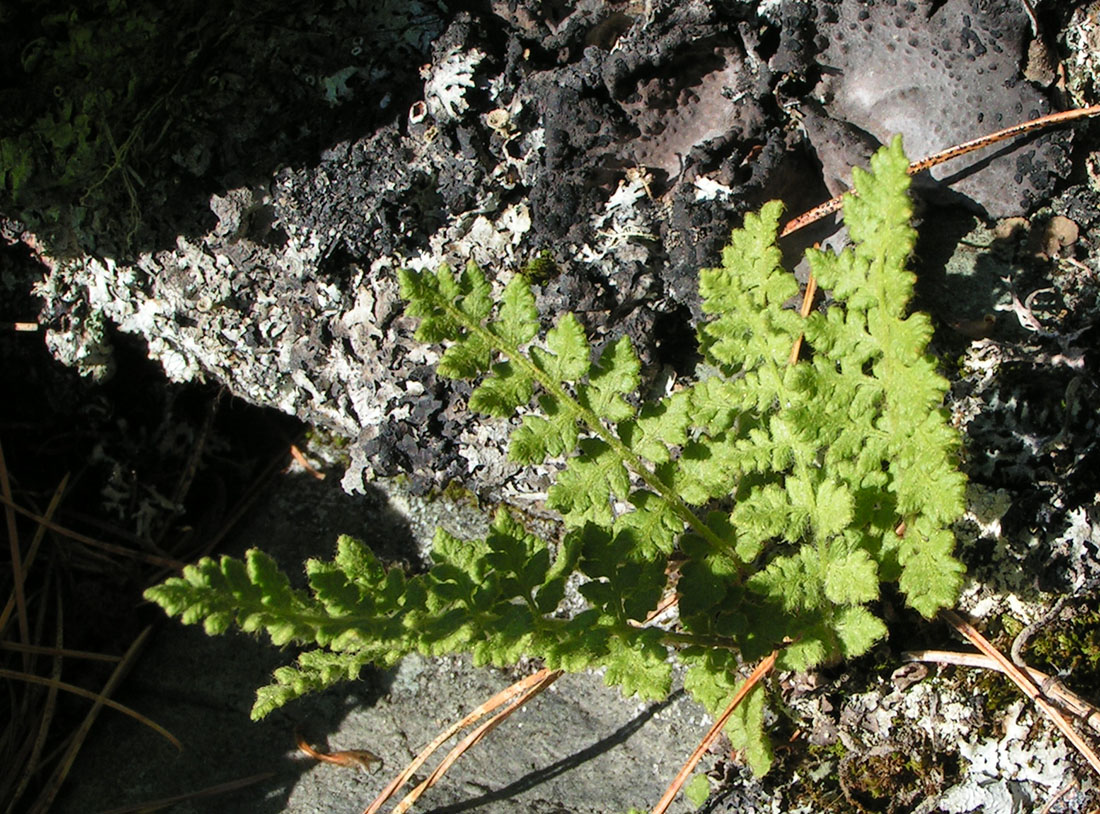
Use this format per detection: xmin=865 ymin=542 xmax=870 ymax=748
xmin=25 ymin=0 xmax=1093 ymax=507
xmin=779 ymin=0 xmax=1073 ymax=218
xmin=13 ymin=3 xmax=1100 ymax=811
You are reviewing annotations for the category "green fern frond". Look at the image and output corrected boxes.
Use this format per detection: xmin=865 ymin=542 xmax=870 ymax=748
xmin=145 ymin=137 xmax=967 ymax=781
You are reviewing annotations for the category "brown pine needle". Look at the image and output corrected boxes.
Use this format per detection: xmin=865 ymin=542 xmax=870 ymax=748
xmin=289 ymin=444 xmax=326 ymax=480
xmin=24 ymin=626 xmax=173 ymax=813
xmin=391 ymin=668 xmax=562 ymax=814
xmin=941 ymin=610 xmax=1100 ymax=778
xmin=651 ymin=650 xmax=778 ymax=814
xmin=0 ymin=474 xmax=67 ymax=640
xmin=5 ymin=590 xmax=65 ymax=813
xmin=362 ymin=667 xmax=562 ymax=814
xmin=779 ymin=104 xmax=1100 ymax=238
xmin=0 ymin=667 xmax=179 ymax=751
xmin=0 ymin=641 xmax=123 ymax=662
xmin=787 ymin=270 xmax=818 ymax=367
xmin=904 ymin=648 xmax=1100 ymax=735
xmin=295 ymin=729 xmax=381 ymax=772
xmin=0 ymin=493 xmax=186 ymax=569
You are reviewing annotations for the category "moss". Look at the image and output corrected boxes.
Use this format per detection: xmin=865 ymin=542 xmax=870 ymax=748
xmin=783 ymin=717 xmax=962 ymax=814
xmin=1026 ymin=607 xmax=1100 ymax=695
xmin=971 ymin=668 xmax=1022 ymax=725
xmin=301 ymin=426 xmax=352 ymax=470
xmin=838 ymin=749 xmax=958 ymax=813
xmin=519 ymin=250 xmax=560 ymax=285
xmin=786 ymin=741 xmax=858 ymax=814
xmin=303 ymin=425 xmax=350 ymax=450
xmin=1 ymin=1 xmax=168 ymax=253
xmin=962 ymin=614 xmax=1026 ymax=735
xmin=437 ymin=478 xmax=481 ymax=509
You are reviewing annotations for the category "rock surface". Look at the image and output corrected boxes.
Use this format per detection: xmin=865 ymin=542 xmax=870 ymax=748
xmin=54 ymin=471 xmax=709 ymax=814
xmin=8 ymin=1 xmax=1100 ymax=811
xmin=25 ymin=0 xmax=1087 ymax=503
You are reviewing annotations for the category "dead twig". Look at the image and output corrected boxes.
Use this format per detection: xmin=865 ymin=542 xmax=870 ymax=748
xmin=1011 ymin=595 xmax=1071 ymax=668
xmin=651 ymin=650 xmax=778 ymax=814
xmin=941 ymin=610 xmax=1100 ymax=779
xmin=780 ymin=104 xmax=1100 ymax=238
xmin=1039 ymin=780 xmax=1078 ymax=814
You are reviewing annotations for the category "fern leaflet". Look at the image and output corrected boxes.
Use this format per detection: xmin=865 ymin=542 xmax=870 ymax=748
xmin=146 ymin=137 xmax=966 ymax=777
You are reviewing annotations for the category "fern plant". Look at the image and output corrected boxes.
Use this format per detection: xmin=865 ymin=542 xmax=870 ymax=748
xmin=145 ymin=138 xmax=966 ymax=777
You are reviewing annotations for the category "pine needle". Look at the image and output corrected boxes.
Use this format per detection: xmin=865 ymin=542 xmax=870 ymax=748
xmin=942 ymin=610 xmax=1100 ymax=778
xmin=780 ymin=104 xmax=1100 ymax=237
xmin=651 ymin=651 xmax=778 ymax=814
xmin=363 ymin=667 xmax=561 ymax=814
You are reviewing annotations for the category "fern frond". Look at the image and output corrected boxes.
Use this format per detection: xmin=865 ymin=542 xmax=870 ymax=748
xmin=146 ymin=138 xmax=968 ymax=779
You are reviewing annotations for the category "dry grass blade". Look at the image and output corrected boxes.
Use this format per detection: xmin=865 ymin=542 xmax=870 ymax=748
xmin=779 ymin=104 xmax=1100 ymax=237
xmin=391 ymin=668 xmax=562 ymax=814
xmin=0 ymin=440 xmax=31 ymax=665
xmin=4 ymin=589 xmax=63 ymax=814
xmin=362 ymin=667 xmax=561 ymax=814
xmin=942 ymin=610 xmax=1100 ymax=778
xmin=94 ymin=771 xmax=276 ymax=814
xmin=0 ymin=493 xmax=185 ymax=568
xmin=651 ymin=650 xmax=778 ymax=814
xmin=23 ymin=625 xmax=175 ymax=814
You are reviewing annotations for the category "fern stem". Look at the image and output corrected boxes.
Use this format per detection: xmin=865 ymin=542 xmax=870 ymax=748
xmin=447 ymin=295 xmax=741 ymax=565
xmin=659 ymin=629 xmax=739 ymax=651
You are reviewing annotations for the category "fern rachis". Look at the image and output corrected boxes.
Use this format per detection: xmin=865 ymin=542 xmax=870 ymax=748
xmin=145 ymin=136 xmax=966 ymax=788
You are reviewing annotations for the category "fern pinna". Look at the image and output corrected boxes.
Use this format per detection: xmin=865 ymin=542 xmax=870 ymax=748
xmin=146 ymin=138 xmax=966 ymax=774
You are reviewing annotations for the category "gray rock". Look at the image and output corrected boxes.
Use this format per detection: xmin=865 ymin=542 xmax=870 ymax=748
xmin=55 ymin=473 xmax=715 ymax=814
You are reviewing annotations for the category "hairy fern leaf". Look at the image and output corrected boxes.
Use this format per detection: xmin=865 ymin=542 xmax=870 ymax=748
xmin=146 ymin=138 xmax=968 ymax=783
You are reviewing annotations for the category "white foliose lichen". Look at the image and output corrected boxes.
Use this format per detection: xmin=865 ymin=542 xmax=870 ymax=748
xmin=1064 ymin=3 xmax=1100 ymax=107
xmin=935 ymin=701 xmax=1074 ymax=814
xmin=32 ymin=186 xmax=413 ymax=444
xmin=424 ymin=48 xmax=485 ymax=122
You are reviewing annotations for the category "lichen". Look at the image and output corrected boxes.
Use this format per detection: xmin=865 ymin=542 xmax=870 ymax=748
xmin=801 ymin=0 xmax=1072 ymax=218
